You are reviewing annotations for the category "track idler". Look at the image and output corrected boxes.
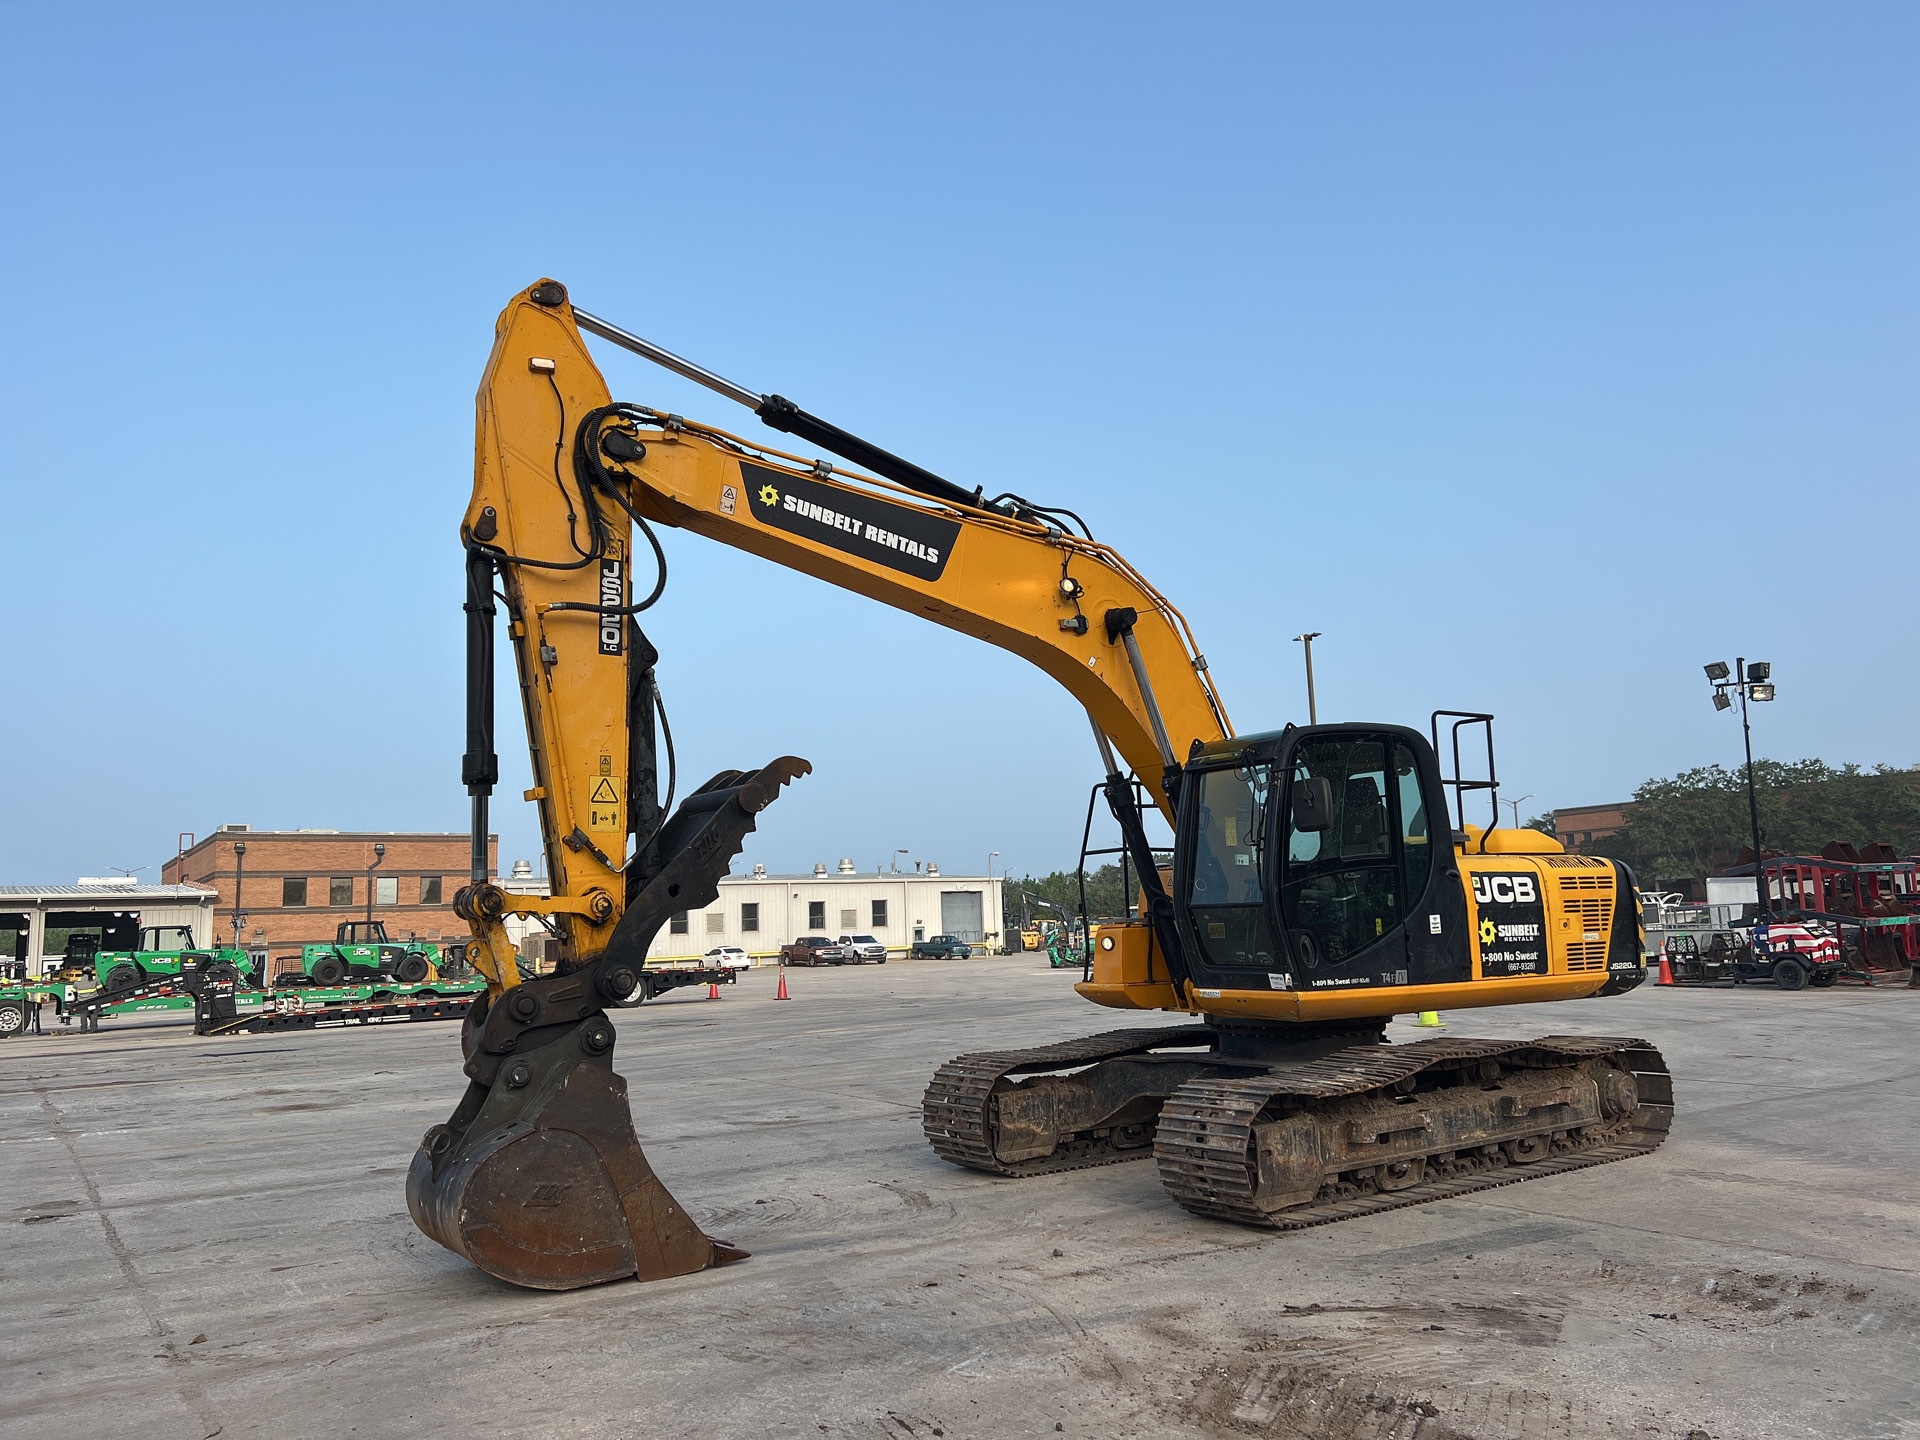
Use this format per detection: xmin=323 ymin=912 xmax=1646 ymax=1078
xmin=407 ymin=756 xmax=808 ymax=1290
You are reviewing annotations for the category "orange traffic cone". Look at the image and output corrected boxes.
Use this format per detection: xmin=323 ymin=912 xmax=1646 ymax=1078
xmin=707 ymin=981 xmax=720 ymax=999
xmin=775 ymin=968 xmax=790 ymax=1000
xmin=1656 ymin=943 xmax=1674 ymax=986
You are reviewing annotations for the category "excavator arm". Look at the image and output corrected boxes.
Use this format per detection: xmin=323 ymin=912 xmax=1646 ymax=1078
xmin=408 ymin=279 xmax=1231 ymax=1291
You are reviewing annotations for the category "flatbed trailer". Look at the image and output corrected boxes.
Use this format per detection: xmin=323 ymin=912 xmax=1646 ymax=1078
xmin=0 ymin=981 xmax=69 ymax=1037
xmin=633 ymin=961 xmax=742 ymax=1001
xmin=193 ymin=980 xmax=486 ymax=1035
xmin=64 ymin=976 xmax=203 ymax=1031
xmin=0 ymin=973 xmax=487 ymax=1037
xmin=5 ymin=962 xmax=727 ymax=1039
xmin=0 ymin=976 xmax=204 ymax=1035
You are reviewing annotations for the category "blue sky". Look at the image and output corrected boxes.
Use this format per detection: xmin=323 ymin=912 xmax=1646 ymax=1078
xmin=2 ymin=3 xmax=1914 ymax=884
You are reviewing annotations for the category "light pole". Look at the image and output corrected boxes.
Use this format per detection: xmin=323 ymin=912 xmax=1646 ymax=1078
xmin=1292 ymin=632 xmax=1321 ymax=724
xmin=367 ymin=842 xmax=386 ymax=928
xmin=1705 ymin=658 xmax=1775 ymax=918
xmin=1503 ymin=794 xmax=1533 ymax=830
xmin=892 ymin=848 xmax=909 ymax=874
xmin=986 ymin=851 xmax=999 ymax=880
xmin=231 ymin=841 xmax=246 ymax=951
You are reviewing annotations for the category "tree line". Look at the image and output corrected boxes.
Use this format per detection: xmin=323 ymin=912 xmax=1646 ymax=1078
xmin=1002 ymin=862 xmax=1152 ymax=934
xmin=1539 ymin=759 xmax=1920 ymax=889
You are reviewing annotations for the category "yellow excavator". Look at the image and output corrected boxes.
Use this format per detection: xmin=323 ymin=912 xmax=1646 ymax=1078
xmin=406 ymin=280 xmax=1670 ymax=1291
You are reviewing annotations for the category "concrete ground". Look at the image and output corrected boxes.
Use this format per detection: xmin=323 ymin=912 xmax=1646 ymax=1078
xmin=3 ymin=958 xmax=1916 ymax=1440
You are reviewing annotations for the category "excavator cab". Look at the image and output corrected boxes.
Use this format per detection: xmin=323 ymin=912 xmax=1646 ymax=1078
xmin=1172 ymin=725 xmax=1468 ymax=995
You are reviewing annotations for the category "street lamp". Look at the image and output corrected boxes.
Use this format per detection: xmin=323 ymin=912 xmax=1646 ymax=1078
xmin=986 ymin=851 xmax=999 ymax=880
xmin=1503 ymin=794 xmax=1533 ymax=830
xmin=1291 ymin=632 xmax=1322 ymax=725
xmin=1704 ymin=658 xmax=1776 ymax=918
xmin=231 ymin=840 xmax=247 ymax=951
xmin=892 ymin=848 xmax=909 ymax=874
xmin=367 ymin=842 xmax=386 ymax=928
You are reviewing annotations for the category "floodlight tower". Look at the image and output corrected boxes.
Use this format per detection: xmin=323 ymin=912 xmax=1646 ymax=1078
xmin=1703 ymin=658 xmax=1775 ymax=917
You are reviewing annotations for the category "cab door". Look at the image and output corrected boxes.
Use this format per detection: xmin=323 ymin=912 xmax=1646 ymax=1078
xmin=1176 ymin=758 xmax=1285 ymax=982
xmin=1275 ymin=727 xmax=1465 ymax=990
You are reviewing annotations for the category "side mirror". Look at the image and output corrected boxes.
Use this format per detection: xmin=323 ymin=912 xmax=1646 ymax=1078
xmin=1291 ymin=776 xmax=1336 ymax=832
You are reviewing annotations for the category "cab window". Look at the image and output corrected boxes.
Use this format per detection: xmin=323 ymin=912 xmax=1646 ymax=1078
xmin=1396 ymin=746 xmax=1433 ymax=901
xmin=1281 ymin=737 xmax=1428 ymax=968
xmin=1186 ymin=763 xmax=1280 ymax=968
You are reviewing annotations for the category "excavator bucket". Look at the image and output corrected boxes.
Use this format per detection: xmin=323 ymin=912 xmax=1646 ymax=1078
xmin=407 ymin=756 xmax=808 ymax=1290
xmin=407 ymin=1012 xmax=745 ymax=1288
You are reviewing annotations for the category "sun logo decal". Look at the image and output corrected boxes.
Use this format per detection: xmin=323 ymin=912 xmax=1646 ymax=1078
xmin=1479 ymin=917 xmax=1498 ymax=947
xmin=756 ymin=483 xmax=780 ymax=508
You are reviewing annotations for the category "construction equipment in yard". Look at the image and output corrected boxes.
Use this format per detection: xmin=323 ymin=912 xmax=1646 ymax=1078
xmin=405 ymin=280 xmax=1668 ymax=1292
xmin=276 ymin=920 xmax=441 ymax=988
xmin=83 ymin=925 xmax=252 ymax=992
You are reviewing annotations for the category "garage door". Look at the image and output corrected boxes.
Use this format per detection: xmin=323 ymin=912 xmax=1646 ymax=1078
xmin=939 ymin=891 xmax=984 ymax=944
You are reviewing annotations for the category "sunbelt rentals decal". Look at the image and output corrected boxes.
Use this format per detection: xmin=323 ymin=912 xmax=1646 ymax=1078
xmin=1470 ymin=870 xmax=1547 ymax=977
xmin=740 ymin=461 xmax=960 ymax=582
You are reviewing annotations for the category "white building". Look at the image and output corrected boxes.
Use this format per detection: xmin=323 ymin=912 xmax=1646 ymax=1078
xmin=497 ymin=858 xmax=1006 ymax=963
xmin=673 ymin=859 xmax=1004 ymax=960
xmin=0 ymin=881 xmax=220 ymax=979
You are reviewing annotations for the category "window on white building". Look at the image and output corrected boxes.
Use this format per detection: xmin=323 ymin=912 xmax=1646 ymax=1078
xmin=808 ymin=901 xmax=825 ymax=930
xmin=670 ymin=912 xmax=688 ymax=934
xmin=871 ymin=899 xmax=888 ymax=929
xmin=741 ymin=903 xmax=759 ymax=933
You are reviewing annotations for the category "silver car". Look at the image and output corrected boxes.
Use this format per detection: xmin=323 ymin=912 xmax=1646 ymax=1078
xmin=836 ymin=934 xmax=888 ymax=964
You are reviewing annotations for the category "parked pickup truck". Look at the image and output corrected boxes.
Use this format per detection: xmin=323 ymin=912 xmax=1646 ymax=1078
xmin=911 ymin=934 xmax=972 ymax=960
xmin=780 ymin=937 xmax=851 ymax=967
xmin=836 ymin=934 xmax=887 ymax=964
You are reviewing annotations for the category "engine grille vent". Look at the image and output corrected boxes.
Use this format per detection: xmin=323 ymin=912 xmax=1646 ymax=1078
xmin=1559 ymin=887 xmax=1613 ymax=972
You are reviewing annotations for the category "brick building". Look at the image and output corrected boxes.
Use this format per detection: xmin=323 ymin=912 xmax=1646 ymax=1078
xmin=161 ymin=826 xmax=496 ymax=962
xmin=1552 ymin=801 xmax=1634 ymax=853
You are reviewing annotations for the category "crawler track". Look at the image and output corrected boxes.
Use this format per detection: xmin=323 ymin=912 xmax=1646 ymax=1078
xmin=924 ymin=1029 xmax=1672 ymax=1229
xmin=1153 ymin=1035 xmax=1671 ymax=1228
xmin=922 ymin=1024 xmax=1216 ymax=1176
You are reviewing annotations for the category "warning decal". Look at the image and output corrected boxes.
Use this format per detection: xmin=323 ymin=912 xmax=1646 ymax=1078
xmin=586 ymin=775 xmax=622 ymax=833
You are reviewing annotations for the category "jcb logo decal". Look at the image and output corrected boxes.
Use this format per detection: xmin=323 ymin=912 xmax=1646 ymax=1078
xmin=1471 ymin=873 xmax=1537 ymax=906
xmin=598 ymin=559 xmax=624 ymax=655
